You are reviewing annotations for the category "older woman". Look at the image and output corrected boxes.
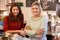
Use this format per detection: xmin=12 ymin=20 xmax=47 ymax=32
xmin=25 ymin=1 xmax=48 ymax=40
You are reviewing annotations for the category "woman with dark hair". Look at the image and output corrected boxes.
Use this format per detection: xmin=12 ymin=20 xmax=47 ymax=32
xmin=3 ymin=3 xmax=25 ymax=37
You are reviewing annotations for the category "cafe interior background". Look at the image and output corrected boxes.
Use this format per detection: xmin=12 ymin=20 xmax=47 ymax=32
xmin=0 ymin=0 xmax=60 ymax=40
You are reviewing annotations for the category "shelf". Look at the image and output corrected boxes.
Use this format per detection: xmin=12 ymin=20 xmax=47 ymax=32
xmin=6 ymin=2 xmax=23 ymax=6
xmin=0 ymin=10 xmax=7 ymax=12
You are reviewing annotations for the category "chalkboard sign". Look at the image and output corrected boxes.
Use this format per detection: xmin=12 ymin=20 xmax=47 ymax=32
xmin=26 ymin=0 xmax=37 ymax=7
xmin=40 ymin=0 xmax=58 ymax=11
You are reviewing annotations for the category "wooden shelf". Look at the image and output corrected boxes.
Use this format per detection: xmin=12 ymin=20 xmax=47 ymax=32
xmin=0 ymin=10 xmax=7 ymax=12
xmin=6 ymin=2 xmax=23 ymax=6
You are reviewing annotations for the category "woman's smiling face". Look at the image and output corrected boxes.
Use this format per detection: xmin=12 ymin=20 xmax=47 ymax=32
xmin=12 ymin=6 xmax=19 ymax=16
xmin=31 ymin=5 xmax=40 ymax=16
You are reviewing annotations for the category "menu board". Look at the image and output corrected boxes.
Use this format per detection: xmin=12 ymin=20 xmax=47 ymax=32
xmin=40 ymin=0 xmax=58 ymax=11
xmin=26 ymin=0 xmax=37 ymax=7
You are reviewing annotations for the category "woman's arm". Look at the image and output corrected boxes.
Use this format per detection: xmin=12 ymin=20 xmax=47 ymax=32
xmin=25 ymin=25 xmax=44 ymax=36
xmin=5 ymin=30 xmax=26 ymax=36
xmin=25 ymin=25 xmax=36 ymax=36
xmin=5 ymin=30 xmax=22 ymax=33
xmin=3 ymin=16 xmax=9 ymax=32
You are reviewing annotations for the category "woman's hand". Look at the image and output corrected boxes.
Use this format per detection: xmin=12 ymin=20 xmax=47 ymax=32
xmin=36 ymin=29 xmax=44 ymax=35
xmin=25 ymin=25 xmax=32 ymax=30
xmin=20 ymin=30 xmax=26 ymax=37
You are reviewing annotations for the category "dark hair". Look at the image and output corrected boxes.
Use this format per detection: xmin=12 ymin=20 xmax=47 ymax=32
xmin=9 ymin=3 xmax=23 ymax=22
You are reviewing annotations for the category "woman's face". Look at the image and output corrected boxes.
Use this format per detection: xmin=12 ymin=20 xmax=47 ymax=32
xmin=12 ymin=6 xmax=19 ymax=16
xmin=31 ymin=5 xmax=40 ymax=16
